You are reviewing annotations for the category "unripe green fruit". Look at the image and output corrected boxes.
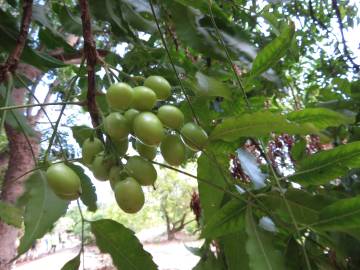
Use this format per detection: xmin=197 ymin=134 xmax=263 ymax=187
xmin=92 ymin=153 xmax=116 ymax=181
xmin=104 ymin=112 xmax=130 ymax=140
xmin=106 ymin=82 xmax=133 ymax=110
xmin=113 ymin=137 xmax=128 ymax=156
xmin=157 ymin=105 xmax=184 ymax=130
xmin=46 ymin=163 xmax=81 ymax=199
xmin=56 ymin=192 xmax=80 ymax=201
xmin=181 ymin=122 xmax=208 ymax=151
xmin=124 ymin=108 xmax=140 ymax=132
xmin=133 ymin=112 xmax=164 ymax=146
xmin=144 ymin=75 xmax=171 ymax=100
xmin=82 ymin=137 xmax=104 ymax=165
xmin=109 ymin=165 xmax=122 ymax=189
xmin=131 ymin=86 xmax=157 ymax=111
xmin=160 ymin=135 xmax=186 ymax=166
xmin=125 ymin=156 xmax=157 ymax=186
xmin=136 ymin=140 xmax=157 ymax=160
xmin=115 ymin=177 xmax=145 ymax=214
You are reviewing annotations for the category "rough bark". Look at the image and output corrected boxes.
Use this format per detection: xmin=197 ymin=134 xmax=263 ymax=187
xmin=0 ymin=84 xmax=40 ymax=269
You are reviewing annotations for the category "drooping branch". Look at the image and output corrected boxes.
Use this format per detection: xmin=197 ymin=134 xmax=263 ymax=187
xmin=0 ymin=0 xmax=33 ymax=83
xmin=332 ymin=0 xmax=360 ymax=72
xmin=78 ymin=0 xmax=102 ymax=137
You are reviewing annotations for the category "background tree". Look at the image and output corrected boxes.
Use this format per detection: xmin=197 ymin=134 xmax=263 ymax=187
xmin=0 ymin=0 xmax=359 ymax=269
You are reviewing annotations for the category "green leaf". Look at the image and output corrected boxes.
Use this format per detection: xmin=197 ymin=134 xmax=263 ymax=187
xmin=287 ymin=108 xmax=354 ymax=129
xmin=290 ymin=141 xmax=360 ymax=186
xmin=17 ymin=171 xmax=69 ymax=256
xmin=210 ymin=111 xmax=318 ymax=142
xmin=250 ymin=21 xmax=295 ymax=78
xmin=260 ymin=190 xmax=329 ymax=225
xmin=53 ymin=3 xmax=83 ymax=35
xmin=197 ymin=154 xmax=226 ymax=222
xmin=314 ymin=196 xmax=360 ymax=231
xmin=202 ymin=199 xmax=246 ymax=239
xmin=71 ymin=125 xmax=94 ymax=146
xmin=0 ymin=201 xmax=22 ymax=228
xmin=222 ymin=232 xmax=250 ymax=270
xmin=191 ymin=72 xmax=232 ymax=100
xmin=91 ymin=219 xmax=157 ymax=270
xmin=67 ymin=164 xmax=97 ymax=212
xmin=61 ymin=253 xmax=81 ymax=270
xmin=291 ymin=137 xmax=307 ymax=161
xmin=245 ymin=207 xmax=285 ymax=270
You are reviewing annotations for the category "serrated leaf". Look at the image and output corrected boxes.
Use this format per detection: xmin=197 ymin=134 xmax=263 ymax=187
xmin=61 ymin=253 xmax=81 ymax=270
xmin=237 ymin=149 xmax=267 ymax=189
xmin=91 ymin=219 xmax=157 ymax=270
xmin=250 ymin=21 xmax=295 ymax=78
xmin=67 ymin=164 xmax=97 ymax=212
xmin=202 ymin=199 xmax=246 ymax=239
xmin=290 ymin=141 xmax=360 ymax=186
xmin=0 ymin=201 xmax=22 ymax=227
xmin=314 ymin=196 xmax=360 ymax=231
xmin=197 ymin=154 xmax=226 ymax=222
xmin=245 ymin=207 xmax=285 ymax=270
xmin=17 ymin=171 xmax=69 ymax=256
xmin=287 ymin=108 xmax=354 ymax=129
xmin=191 ymin=72 xmax=232 ymax=100
xmin=210 ymin=111 xmax=318 ymax=142
xmin=71 ymin=125 xmax=94 ymax=146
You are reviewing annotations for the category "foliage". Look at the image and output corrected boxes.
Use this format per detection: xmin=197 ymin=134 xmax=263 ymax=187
xmin=0 ymin=0 xmax=359 ymax=269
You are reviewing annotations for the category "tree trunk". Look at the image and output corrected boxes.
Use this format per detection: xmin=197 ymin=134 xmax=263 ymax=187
xmin=0 ymin=86 xmax=40 ymax=269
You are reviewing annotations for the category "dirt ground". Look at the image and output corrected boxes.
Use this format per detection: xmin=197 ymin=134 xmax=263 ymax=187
xmin=13 ymin=240 xmax=202 ymax=270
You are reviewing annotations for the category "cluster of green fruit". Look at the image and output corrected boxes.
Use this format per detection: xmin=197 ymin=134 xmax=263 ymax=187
xmin=46 ymin=76 xmax=208 ymax=214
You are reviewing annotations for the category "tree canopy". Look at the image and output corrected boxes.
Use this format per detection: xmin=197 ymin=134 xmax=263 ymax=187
xmin=0 ymin=0 xmax=360 ymax=269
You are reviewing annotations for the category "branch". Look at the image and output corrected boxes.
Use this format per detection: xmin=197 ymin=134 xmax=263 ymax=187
xmin=0 ymin=0 xmax=33 ymax=83
xmin=332 ymin=0 xmax=360 ymax=72
xmin=78 ymin=0 xmax=102 ymax=139
xmin=308 ymin=0 xmax=327 ymax=30
xmin=50 ymin=49 xmax=109 ymax=64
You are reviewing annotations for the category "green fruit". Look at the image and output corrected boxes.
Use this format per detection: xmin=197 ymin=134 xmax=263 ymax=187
xmin=104 ymin=112 xmax=130 ymax=140
xmin=160 ymin=135 xmax=186 ymax=166
xmin=181 ymin=122 xmax=208 ymax=151
xmin=115 ymin=177 xmax=145 ymax=214
xmin=125 ymin=156 xmax=157 ymax=186
xmin=82 ymin=137 xmax=104 ymax=165
xmin=113 ymin=137 xmax=128 ymax=156
xmin=131 ymin=86 xmax=157 ymax=111
xmin=109 ymin=165 xmax=122 ymax=189
xmin=157 ymin=105 xmax=184 ymax=129
xmin=136 ymin=140 xmax=157 ymax=160
xmin=124 ymin=108 xmax=140 ymax=132
xmin=56 ymin=192 xmax=80 ymax=201
xmin=133 ymin=112 xmax=164 ymax=146
xmin=46 ymin=163 xmax=81 ymax=198
xmin=106 ymin=82 xmax=133 ymax=110
xmin=144 ymin=75 xmax=171 ymax=100
xmin=92 ymin=153 xmax=116 ymax=181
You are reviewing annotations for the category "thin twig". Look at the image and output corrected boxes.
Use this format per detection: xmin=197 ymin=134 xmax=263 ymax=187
xmin=77 ymin=200 xmax=86 ymax=270
xmin=15 ymin=73 xmax=67 ymax=156
xmin=332 ymin=0 xmax=360 ymax=71
xmin=0 ymin=0 xmax=33 ymax=83
xmin=149 ymin=0 xmax=200 ymax=125
xmin=0 ymin=101 xmax=84 ymax=112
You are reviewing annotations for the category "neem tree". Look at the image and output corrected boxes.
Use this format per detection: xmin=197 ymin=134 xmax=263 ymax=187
xmin=0 ymin=0 xmax=359 ymax=269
